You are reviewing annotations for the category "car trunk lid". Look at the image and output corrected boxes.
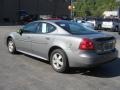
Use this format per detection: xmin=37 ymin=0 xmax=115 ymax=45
xmin=72 ymin=33 xmax=116 ymax=54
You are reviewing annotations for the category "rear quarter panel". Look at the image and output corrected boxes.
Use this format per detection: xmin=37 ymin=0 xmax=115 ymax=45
xmin=50 ymin=35 xmax=82 ymax=56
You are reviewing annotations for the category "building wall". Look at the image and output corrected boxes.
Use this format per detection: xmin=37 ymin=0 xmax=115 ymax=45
xmin=0 ymin=0 xmax=4 ymax=22
xmin=20 ymin=0 xmax=38 ymax=14
xmin=0 ymin=0 xmax=70 ymax=22
xmin=19 ymin=0 xmax=70 ymax=16
xmin=0 ymin=0 xmax=18 ymax=22
xmin=53 ymin=0 xmax=70 ymax=16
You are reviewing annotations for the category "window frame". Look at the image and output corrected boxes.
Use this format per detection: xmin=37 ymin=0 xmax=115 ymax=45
xmin=36 ymin=22 xmax=56 ymax=34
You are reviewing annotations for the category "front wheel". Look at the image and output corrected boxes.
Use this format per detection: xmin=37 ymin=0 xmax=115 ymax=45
xmin=7 ymin=38 xmax=17 ymax=54
xmin=50 ymin=49 xmax=69 ymax=73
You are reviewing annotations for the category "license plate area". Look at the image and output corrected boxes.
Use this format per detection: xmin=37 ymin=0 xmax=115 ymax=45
xmin=96 ymin=40 xmax=115 ymax=53
xmin=103 ymin=42 xmax=113 ymax=51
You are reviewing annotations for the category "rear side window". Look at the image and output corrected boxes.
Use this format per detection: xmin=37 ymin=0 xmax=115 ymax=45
xmin=46 ymin=23 xmax=56 ymax=33
xmin=55 ymin=23 xmax=70 ymax=31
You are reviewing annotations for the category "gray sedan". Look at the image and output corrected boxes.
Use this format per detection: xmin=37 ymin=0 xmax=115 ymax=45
xmin=6 ymin=20 xmax=118 ymax=73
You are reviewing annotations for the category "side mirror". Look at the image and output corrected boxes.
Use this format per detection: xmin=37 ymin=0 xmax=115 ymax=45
xmin=17 ymin=29 xmax=23 ymax=35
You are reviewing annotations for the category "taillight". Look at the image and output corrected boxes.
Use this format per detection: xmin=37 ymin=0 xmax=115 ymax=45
xmin=79 ymin=38 xmax=94 ymax=50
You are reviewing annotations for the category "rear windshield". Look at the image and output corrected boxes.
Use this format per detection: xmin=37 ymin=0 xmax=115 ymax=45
xmin=56 ymin=21 xmax=98 ymax=35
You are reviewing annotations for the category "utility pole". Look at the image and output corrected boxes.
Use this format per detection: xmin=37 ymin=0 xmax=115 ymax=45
xmin=70 ymin=0 xmax=73 ymax=19
xmin=71 ymin=0 xmax=75 ymax=19
xmin=68 ymin=0 xmax=75 ymax=19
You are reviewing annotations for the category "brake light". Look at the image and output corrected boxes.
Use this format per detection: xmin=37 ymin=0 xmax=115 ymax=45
xmin=79 ymin=38 xmax=94 ymax=50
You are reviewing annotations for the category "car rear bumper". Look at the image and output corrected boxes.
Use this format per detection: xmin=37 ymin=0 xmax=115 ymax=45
xmin=67 ymin=49 xmax=118 ymax=67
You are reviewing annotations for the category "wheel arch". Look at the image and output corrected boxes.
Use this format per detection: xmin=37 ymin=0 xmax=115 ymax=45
xmin=48 ymin=46 xmax=63 ymax=60
xmin=6 ymin=35 xmax=15 ymax=46
xmin=48 ymin=46 xmax=69 ymax=62
xmin=6 ymin=36 xmax=12 ymax=46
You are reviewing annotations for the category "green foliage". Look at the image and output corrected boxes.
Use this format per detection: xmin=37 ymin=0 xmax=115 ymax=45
xmin=74 ymin=0 xmax=120 ymax=17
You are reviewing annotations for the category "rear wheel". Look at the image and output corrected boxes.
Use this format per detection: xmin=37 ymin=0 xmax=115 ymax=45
xmin=7 ymin=38 xmax=17 ymax=54
xmin=97 ymin=24 xmax=101 ymax=30
xmin=50 ymin=49 xmax=69 ymax=73
xmin=114 ymin=26 xmax=118 ymax=32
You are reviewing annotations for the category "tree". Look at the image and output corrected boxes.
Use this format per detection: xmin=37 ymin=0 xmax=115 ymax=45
xmin=74 ymin=0 xmax=119 ymax=17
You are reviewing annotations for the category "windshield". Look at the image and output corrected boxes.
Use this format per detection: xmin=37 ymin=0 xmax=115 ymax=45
xmin=56 ymin=21 xmax=98 ymax=35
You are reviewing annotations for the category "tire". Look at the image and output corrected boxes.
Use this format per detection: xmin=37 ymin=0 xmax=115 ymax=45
xmin=114 ymin=27 xmax=118 ymax=32
xmin=50 ymin=49 xmax=69 ymax=73
xmin=7 ymin=38 xmax=17 ymax=54
xmin=98 ymin=25 xmax=101 ymax=30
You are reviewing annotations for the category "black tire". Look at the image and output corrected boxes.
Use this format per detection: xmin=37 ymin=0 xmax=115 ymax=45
xmin=98 ymin=24 xmax=101 ymax=30
xmin=7 ymin=38 xmax=17 ymax=54
xmin=114 ymin=27 xmax=118 ymax=32
xmin=50 ymin=49 xmax=69 ymax=73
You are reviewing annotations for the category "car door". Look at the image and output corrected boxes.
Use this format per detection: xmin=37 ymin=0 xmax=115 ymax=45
xmin=15 ymin=22 xmax=39 ymax=53
xmin=31 ymin=22 xmax=56 ymax=59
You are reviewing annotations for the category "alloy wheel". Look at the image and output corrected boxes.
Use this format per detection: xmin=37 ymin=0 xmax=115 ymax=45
xmin=52 ymin=53 xmax=64 ymax=70
xmin=8 ymin=40 xmax=14 ymax=53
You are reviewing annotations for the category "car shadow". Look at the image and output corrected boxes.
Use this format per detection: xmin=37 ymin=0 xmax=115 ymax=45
xmin=24 ymin=54 xmax=50 ymax=64
xmin=68 ymin=58 xmax=120 ymax=78
xmin=18 ymin=53 xmax=120 ymax=78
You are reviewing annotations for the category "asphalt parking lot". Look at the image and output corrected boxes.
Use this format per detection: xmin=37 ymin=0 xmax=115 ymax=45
xmin=0 ymin=26 xmax=120 ymax=90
